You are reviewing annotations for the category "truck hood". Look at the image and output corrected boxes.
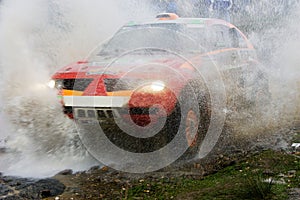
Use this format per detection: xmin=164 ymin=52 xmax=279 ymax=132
xmin=55 ymin=54 xmax=192 ymax=76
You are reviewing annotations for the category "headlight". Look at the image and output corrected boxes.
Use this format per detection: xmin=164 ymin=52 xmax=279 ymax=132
xmin=138 ymin=81 xmax=166 ymax=93
xmin=47 ymin=80 xmax=56 ymax=89
xmin=150 ymin=81 xmax=165 ymax=92
xmin=47 ymin=79 xmax=63 ymax=89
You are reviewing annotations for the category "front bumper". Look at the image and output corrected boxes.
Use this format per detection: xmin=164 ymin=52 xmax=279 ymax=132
xmin=63 ymin=96 xmax=130 ymax=108
xmin=63 ymin=96 xmax=162 ymax=126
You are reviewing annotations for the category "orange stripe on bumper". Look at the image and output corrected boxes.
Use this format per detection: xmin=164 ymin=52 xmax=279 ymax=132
xmin=62 ymin=90 xmax=84 ymax=96
xmin=106 ymin=90 xmax=133 ymax=97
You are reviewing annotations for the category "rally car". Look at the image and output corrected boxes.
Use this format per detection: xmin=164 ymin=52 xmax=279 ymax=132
xmin=50 ymin=13 xmax=269 ymax=157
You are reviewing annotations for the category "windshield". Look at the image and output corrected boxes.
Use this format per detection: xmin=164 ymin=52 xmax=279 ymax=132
xmin=97 ymin=23 xmax=206 ymax=57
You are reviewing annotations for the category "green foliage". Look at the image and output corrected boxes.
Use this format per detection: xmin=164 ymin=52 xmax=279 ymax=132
xmin=240 ymin=171 xmax=274 ymax=199
xmin=125 ymin=150 xmax=299 ymax=200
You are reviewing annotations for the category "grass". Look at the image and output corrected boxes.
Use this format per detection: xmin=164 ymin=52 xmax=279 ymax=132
xmin=125 ymin=150 xmax=300 ymax=200
xmin=47 ymin=149 xmax=299 ymax=200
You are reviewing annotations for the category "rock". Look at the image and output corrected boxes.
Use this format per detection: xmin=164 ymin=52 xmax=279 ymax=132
xmin=0 ymin=196 xmax=22 ymax=200
xmin=57 ymin=169 xmax=73 ymax=176
xmin=89 ymin=166 xmax=100 ymax=171
xmin=67 ymin=187 xmax=82 ymax=194
xmin=263 ymin=169 xmax=274 ymax=176
xmin=287 ymin=170 xmax=296 ymax=177
xmin=291 ymin=143 xmax=300 ymax=149
xmin=266 ymin=178 xmax=286 ymax=185
xmin=101 ymin=166 xmax=109 ymax=172
xmin=0 ymin=176 xmax=65 ymax=199
xmin=19 ymin=178 xmax=65 ymax=199
xmin=2 ymin=176 xmax=35 ymax=188
xmin=0 ymin=184 xmax=12 ymax=196
xmin=86 ymin=166 xmax=101 ymax=174
xmin=288 ymin=188 xmax=300 ymax=200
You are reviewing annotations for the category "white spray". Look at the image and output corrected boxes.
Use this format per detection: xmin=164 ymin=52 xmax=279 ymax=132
xmin=0 ymin=0 xmax=298 ymax=177
xmin=0 ymin=0 xmax=154 ymax=177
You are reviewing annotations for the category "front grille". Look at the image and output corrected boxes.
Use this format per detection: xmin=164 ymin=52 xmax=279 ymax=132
xmin=97 ymin=110 xmax=114 ymax=118
xmin=87 ymin=110 xmax=96 ymax=118
xmin=77 ymin=109 xmax=86 ymax=118
xmin=129 ymin=107 xmax=159 ymax=115
xmin=58 ymin=79 xmax=93 ymax=91
xmin=104 ymin=78 xmax=142 ymax=92
xmin=74 ymin=108 xmax=121 ymax=119
xmin=74 ymin=107 xmax=159 ymax=120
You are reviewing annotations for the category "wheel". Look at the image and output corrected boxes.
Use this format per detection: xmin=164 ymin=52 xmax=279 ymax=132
xmin=99 ymin=80 xmax=210 ymax=159
xmin=167 ymin=80 xmax=211 ymax=160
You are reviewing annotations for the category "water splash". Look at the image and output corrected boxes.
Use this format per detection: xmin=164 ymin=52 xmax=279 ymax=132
xmin=0 ymin=0 xmax=299 ymax=177
xmin=0 ymin=0 xmax=153 ymax=177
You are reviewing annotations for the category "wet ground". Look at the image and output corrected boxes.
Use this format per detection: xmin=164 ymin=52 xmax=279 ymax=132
xmin=0 ymin=116 xmax=298 ymax=199
xmin=49 ymin=124 xmax=300 ymax=200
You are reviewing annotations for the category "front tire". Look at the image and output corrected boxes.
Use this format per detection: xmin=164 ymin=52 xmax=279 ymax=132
xmin=168 ymin=80 xmax=211 ymax=160
xmin=98 ymin=80 xmax=211 ymax=159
